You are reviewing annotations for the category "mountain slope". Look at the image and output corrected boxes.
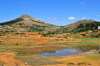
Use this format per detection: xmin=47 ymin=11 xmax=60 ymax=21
xmin=60 ymin=19 xmax=96 ymax=33
xmin=69 ymin=22 xmax=100 ymax=33
xmin=0 ymin=14 xmax=60 ymax=32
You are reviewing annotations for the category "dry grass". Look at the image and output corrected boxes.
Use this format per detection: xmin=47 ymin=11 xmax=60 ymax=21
xmin=15 ymin=56 xmax=62 ymax=66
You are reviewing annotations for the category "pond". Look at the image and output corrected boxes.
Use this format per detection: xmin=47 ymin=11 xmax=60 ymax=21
xmin=39 ymin=46 xmax=100 ymax=57
xmin=39 ymin=47 xmax=85 ymax=56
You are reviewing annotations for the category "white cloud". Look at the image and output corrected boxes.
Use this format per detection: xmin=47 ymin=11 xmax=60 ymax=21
xmin=53 ymin=18 xmax=58 ymax=20
xmin=61 ymin=22 xmax=64 ymax=23
xmin=82 ymin=17 xmax=86 ymax=19
xmin=98 ymin=15 xmax=100 ymax=17
xmin=48 ymin=18 xmax=58 ymax=20
xmin=48 ymin=18 xmax=51 ymax=20
xmin=61 ymin=19 xmax=66 ymax=23
xmin=54 ymin=21 xmax=59 ymax=23
xmin=80 ymin=2 xmax=85 ymax=4
xmin=63 ymin=19 xmax=66 ymax=21
xmin=68 ymin=17 xmax=75 ymax=20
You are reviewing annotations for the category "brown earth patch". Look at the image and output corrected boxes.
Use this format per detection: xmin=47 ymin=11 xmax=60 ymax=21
xmin=0 ymin=52 xmax=31 ymax=66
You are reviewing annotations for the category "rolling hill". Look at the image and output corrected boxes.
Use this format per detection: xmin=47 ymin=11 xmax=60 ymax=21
xmin=0 ymin=15 xmax=100 ymax=34
xmin=69 ymin=21 xmax=100 ymax=33
xmin=0 ymin=14 xmax=60 ymax=33
xmin=59 ymin=19 xmax=98 ymax=33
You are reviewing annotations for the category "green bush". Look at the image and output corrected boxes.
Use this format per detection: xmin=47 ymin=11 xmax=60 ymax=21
xmin=81 ymin=34 xmax=86 ymax=36
xmin=61 ymin=39 xmax=63 ymax=40
xmin=64 ymin=36 xmax=67 ymax=39
xmin=67 ymin=62 xmax=75 ymax=65
xmin=16 ymin=43 xmax=19 ymax=45
xmin=42 ymin=34 xmax=47 ymax=37
xmin=18 ymin=23 xmax=23 ymax=25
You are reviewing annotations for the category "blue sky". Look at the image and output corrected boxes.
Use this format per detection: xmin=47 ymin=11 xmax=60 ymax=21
xmin=0 ymin=0 xmax=100 ymax=26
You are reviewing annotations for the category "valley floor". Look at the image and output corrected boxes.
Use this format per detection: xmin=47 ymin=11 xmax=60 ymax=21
xmin=0 ymin=33 xmax=100 ymax=66
xmin=0 ymin=48 xmax=100 ymax=66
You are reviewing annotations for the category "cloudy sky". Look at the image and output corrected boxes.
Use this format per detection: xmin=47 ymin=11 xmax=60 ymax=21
xmin=0 ymin=0 xmax=100 ymax=26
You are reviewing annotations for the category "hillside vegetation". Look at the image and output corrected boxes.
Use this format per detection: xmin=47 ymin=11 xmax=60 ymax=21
xmin=59 ymin=19 xmax=96 ymax=33
xmin=0 ymin=18 xmax=23 ymax=26
xmin=0 ymin=14 xmax=100 ymax=35
xmin=0 ymin=14 xmax=60 ymax=33
xmin=68 ymin=22 xmax=100 ymax=33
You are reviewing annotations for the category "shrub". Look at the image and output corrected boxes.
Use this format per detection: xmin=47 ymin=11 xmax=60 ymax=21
xmin=67 ymin=62 xmax=75 ymax=65
xmin=16 ymin=43 xmax=19 ymax=45
xmin=15 ymin=33 xmax=19 ymax=34
xmin=42 ymin=34 xmax=47 ymax=37
xmin=77 ymin=62 xmax=86 ymax=65
xmin=21 ymin=33 xmax=25 ymax=35
xmin=25 ymin=36 xmax=27 ymax=37
xmin=18 ymin=23 xmax=23 ymax=25
xmin=81 ymin=34 xmax=86 ymax=36
xmin=64 ymin=36 xmax=67 ymax=39
xmin=61 ymin=39 xmax=63 ymax=40
xmin=95 ymin=35 xmax=99 ymax=38
xmin=38 ymin=32 xmax=41 ymax=34
xmin=58 ymin=37 xmax=60 ymax=38
xmin=55 ymin=39 xmax=59 ymax=41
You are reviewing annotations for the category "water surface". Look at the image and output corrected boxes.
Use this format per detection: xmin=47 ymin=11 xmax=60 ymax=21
xmin=39 ymin=47 xmax=85 ymax=56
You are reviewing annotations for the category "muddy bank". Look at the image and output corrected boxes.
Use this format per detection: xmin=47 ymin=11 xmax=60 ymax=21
xmin=15 ymin=45 xmax=100 ymax=56
xmin=0 ymin=47 xmax=100 ymax=66
xmin=44 ymin=49 xmax=100 ymax=66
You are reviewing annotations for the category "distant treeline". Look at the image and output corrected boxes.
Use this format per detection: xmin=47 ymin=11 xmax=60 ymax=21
xmin=0 ymin=18 xmax=23 ymax=25
xmin=42 ymin=30 xmax=60 ymax=37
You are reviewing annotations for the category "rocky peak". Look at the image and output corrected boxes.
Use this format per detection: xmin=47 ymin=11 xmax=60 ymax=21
xmin=19 ymin=14 xmax=34 ymax=19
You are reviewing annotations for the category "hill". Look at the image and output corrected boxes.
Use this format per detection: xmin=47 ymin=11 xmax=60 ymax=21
xmin=59 ymin=19 xmax=97 ymax=33
xmin=69 ymin=21 xmax=100 ymax=33
xmin=0 ymin=14 xmax=60 ymax=33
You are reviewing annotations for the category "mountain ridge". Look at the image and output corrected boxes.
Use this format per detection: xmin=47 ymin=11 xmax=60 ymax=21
xmin=0 ymin=14 xmax=99 ymax=33
xmin=0 ymin=14 xmax=60 ymax=32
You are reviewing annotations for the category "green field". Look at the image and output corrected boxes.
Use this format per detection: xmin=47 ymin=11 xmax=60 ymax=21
xmin=73 ymin=38 xmax=100 ymax=45
xmin=77 ymin=38 xmax=100 ymax=40
xmin=15 ymin=54 xmax=33 ymax=56
xmin=72 ymin=42 xmax=100 ymax=45
xmin=0 ymin=50 xmax=8 ymax=52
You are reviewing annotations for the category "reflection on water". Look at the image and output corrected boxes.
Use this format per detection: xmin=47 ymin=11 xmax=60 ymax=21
xmin=39 ymin=46 xmax=100 ymax=57
xmin=39 ymin=47 xmax=85 ymax=56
